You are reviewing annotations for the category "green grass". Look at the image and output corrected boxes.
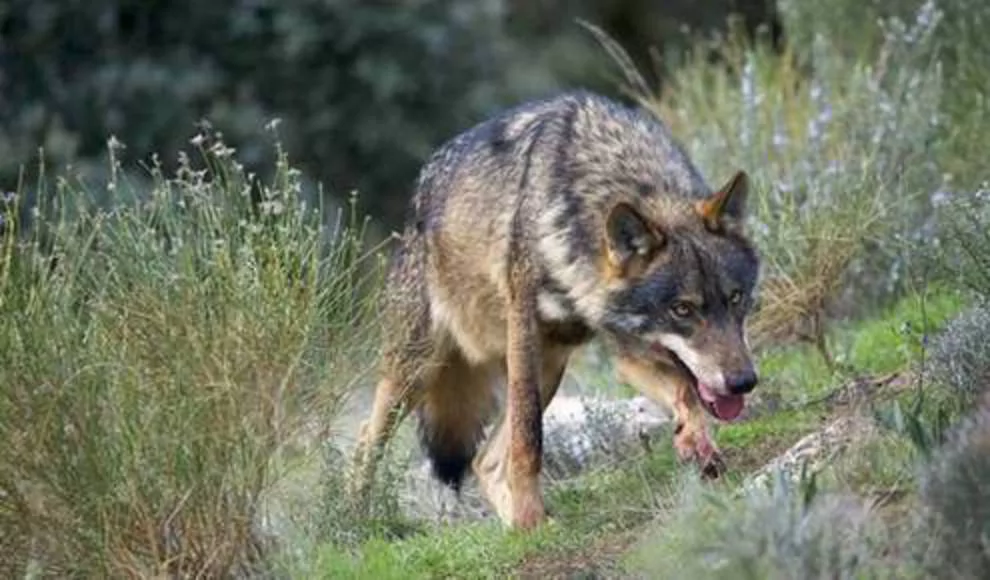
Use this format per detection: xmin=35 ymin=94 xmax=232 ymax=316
xmin=717 ymin=409 xmax=819 ymax=453
xmin=842 ymin=288 xmax=966 ymax=372
xmin=757 ymin=347 xmax=835 ymax=400
xmin=294 ymin=443 xmax=682 ymax=578
xmin=305 ymin=524 xmax=571 ymax=580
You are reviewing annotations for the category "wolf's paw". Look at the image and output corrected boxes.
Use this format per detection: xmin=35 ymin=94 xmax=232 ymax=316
xmin=699 ymin=450 xmax=726 ymax=479
xmin=674 ymin=423 xmax=725 ymax=478
xmin=510 ymin=490 xmax=547 ymax=531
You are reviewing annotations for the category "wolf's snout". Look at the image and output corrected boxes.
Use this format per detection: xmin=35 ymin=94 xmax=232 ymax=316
xmin=725 ymin=369 xmax=758 ymax=395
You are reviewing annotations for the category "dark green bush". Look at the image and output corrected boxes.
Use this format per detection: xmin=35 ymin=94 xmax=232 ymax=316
xmin=0 ymin=0 xmax=542 ymax=229
xmin=0 ymin=0 xmax=787 ymax=233
xmin=918 ymin=403 xmax=990 ymax=579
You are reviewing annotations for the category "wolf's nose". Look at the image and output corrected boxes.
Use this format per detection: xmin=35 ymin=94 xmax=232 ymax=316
xmin=726 ymin=370 xmax=758 ymax=395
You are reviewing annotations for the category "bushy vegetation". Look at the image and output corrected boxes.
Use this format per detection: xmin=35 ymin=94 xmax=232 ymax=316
xmin=0 ymin=130 xmax=383 ymax=577
xmin=918 ymin=402 xmax=990 ymax=579
xmin=611 ymin=1 xmax=943 ymax=364
xmin=928 ymin=184 xmax=990 ymax=299
xmin=628 ymin=471 xmax=898 ymax=580
xmin=1 ymin=0 xmax=542 ymax=230
xmin=927 ymin=305 xmax=990 ymax=405
xmin=0 ymin=0 xmax=779 ymax=231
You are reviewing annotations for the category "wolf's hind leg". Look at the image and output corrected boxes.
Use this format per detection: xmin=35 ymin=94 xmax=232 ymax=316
xmin=348 ymin=375 xmax=418 ymax=508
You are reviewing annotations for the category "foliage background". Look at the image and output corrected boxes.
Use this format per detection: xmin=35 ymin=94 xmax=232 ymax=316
xmin=0 ymin=0 xmax=781 ymax=232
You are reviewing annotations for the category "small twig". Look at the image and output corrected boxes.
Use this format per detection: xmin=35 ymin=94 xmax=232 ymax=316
xmin=575 ymin=19 xmax=654 ymax=102
xmin=868 ymin=486 xmax=910 ymax=508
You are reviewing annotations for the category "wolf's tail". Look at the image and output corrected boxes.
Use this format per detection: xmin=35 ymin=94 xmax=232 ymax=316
xmin=415 ymin=358 xmax=496 ymax=492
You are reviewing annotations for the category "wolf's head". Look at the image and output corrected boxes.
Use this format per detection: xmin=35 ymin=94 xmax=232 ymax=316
xmin=599 ymin=171 xmax=760 ymax=422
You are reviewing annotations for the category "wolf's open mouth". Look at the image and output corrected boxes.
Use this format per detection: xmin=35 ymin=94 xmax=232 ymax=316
xmin=694 ymin=382 xmax=744 ymax=421
xmin=663 ymin=348 xmax=745 ymax=422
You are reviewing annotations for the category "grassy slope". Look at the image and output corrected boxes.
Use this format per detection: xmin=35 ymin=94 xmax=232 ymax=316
xmin=298 ymin=288 xmax=966 ymax=579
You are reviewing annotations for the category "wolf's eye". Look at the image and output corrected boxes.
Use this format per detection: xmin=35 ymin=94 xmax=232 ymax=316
xmin=729 ymin=290 xmax=743 ymax=305
xmin=671 ymin=302 xmax=694 ymax=318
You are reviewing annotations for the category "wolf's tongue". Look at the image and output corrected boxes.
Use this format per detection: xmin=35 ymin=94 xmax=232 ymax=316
xmin=697 ymin=383 xmax=745 ymax=421
xmin=712 ymin=394 xmax=745 ymax=421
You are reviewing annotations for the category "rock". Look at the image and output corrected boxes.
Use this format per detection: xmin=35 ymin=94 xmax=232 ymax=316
xmin=400 ymin=393 xmax=673 ymax=522
xmin=541 ymin=394 xmax=672 ymax=479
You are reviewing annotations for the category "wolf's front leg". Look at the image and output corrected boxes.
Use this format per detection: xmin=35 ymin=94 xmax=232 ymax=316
xmin=474 ymin=342 xmax=572 ymax=531
xmin=472 ymin=250 xmax=553 ymax=530
xmin=472 ymin=357 xmax=547 ymax=528
xmin=615 ymin=355 xmax=725 ymax=479
xmin=502 ymin=264 xmax=548 ymax=530
xmin=672 ymin=391 xmax=725 ymax=479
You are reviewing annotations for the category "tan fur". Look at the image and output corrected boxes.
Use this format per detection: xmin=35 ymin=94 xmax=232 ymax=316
xmin=348 ymin=377 xmax=415 ymax=504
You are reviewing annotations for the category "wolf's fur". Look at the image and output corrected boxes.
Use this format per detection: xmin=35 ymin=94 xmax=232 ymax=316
xmin=349 ymin=90 xmax=761 ymax=530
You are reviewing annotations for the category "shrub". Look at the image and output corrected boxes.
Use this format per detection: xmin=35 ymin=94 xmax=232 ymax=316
xmin=777 ymin=0 xmax=990 ymax=289
xmin=778 ymin=0 xmax=990 ymax=213
xmin=0 ymin=129 xmax=383 ymax=576
xmin=627 ymin=470 xmax=898 ymax=580
xmin=924 ymin=0 xmax=990 ymax=184
xmin=917 ymin=403 xmax=990 ymax=579
xmin=0 ymin=0 xmax=544 ymax=230
xmin=928 ymin=184 xmax=990 ymax=299
xmin=776 ymin=0 xmax=922 ymax=61
xmin=926 ymin=304 xmax=990 ymax=409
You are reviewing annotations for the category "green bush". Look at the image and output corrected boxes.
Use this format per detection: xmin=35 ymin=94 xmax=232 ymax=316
xmin=925 ymin=0 xmax=990 ymax=184
xmin=926 ymin=305 xmax=990 ymax=404
xmin=778 ymin=0 xmax=990 ymax=187
xmin=918 ymin=404 xmax=990 ymax=579
xmin=628 ymin=471 xmax=899 ymax=580
xmin=776 ymin=0 xmax=923 ymax=61
xmin=0 ymin=130 xmax=383 ymax=577
xmin=0 ymin=0 xmax=544 ymax=230
xmin=928 ymin=184 xmax=990 ymax=299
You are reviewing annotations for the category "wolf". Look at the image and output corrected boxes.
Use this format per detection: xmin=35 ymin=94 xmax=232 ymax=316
xmin=348 ymin=90 xmax=761 ymax=530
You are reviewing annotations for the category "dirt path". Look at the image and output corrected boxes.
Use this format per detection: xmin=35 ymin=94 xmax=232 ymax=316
xmin=515 ymin=530 xmax=641 ymax=579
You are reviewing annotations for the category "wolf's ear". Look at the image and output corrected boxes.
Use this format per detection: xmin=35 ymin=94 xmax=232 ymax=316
xmin=604 ymin=202 xmax=663 ymax=275
xmin=697 ymin=170 xmax=749 ymax=229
